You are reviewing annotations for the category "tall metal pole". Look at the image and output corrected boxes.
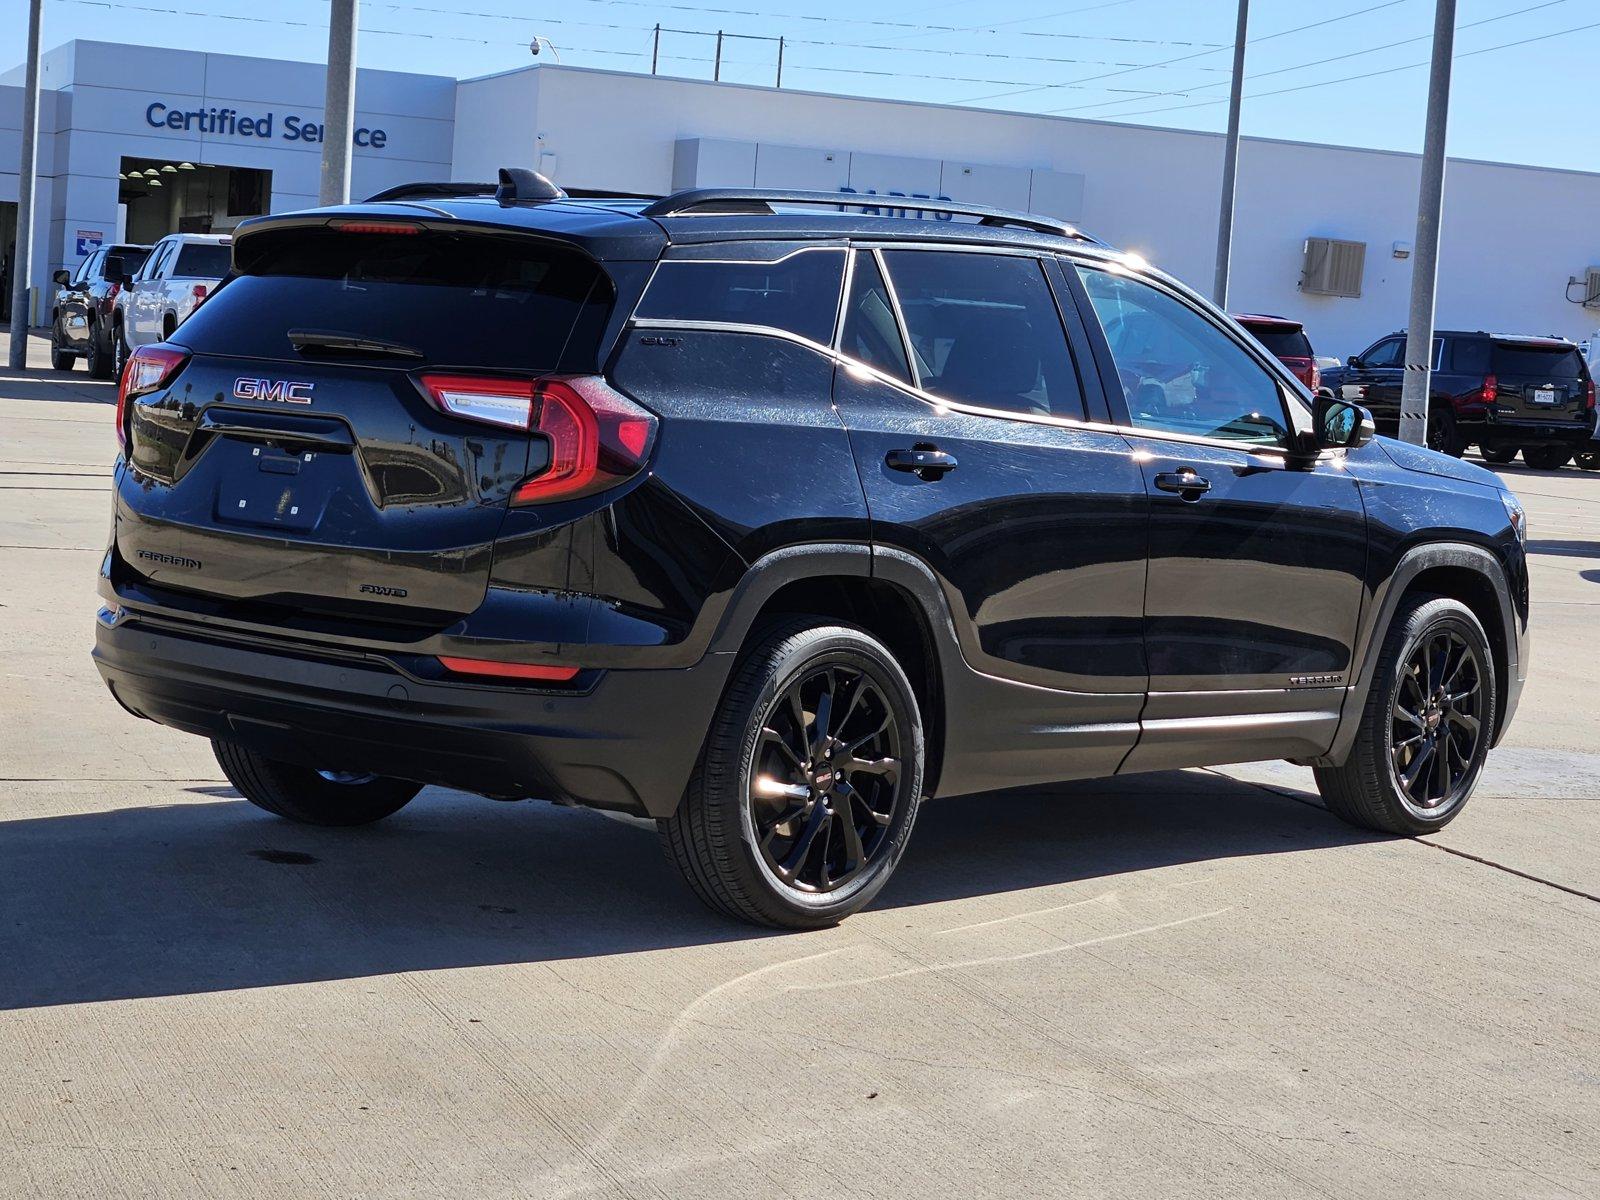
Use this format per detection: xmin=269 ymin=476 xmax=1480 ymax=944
xmin=776 ymin=37 xmax=784 ymax=88
xmin=1398 ymin=0 xmax=1457 ymax=446
xmin=7 ymin=0 xmax=43 ymax=369
xmin=652 ymin=24 xmax=660 ymax=75
xmin=319 ymin=0 xmax=359 ymax=207
xmin=714 ymin=31 xmax=723 ymax=82
xmin=1212 ymin=0 xmax=1249 ymax=308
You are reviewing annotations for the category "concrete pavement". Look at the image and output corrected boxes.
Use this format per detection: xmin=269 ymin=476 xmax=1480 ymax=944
xmin=2 ymin=328 xmax=1597 ymax=1199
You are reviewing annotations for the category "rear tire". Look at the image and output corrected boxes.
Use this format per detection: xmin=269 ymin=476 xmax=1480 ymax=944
xmin=1522 ymin=446 xmax=1571 ymax=471
xmin=1575 ymin=449 xmax=1599 ymax=472
xmin=660 ymin=619 xmax=924 ymax=929
xmin=1479 ymin=445 xmax=1518 ymax=465
xmin=1426 ymin=410 xmax=1465 ymax=457
xmin=212 ymin=739 xmax=422 ymax=826
xmin=1315 ymin=595 xmax=1494 ymax=836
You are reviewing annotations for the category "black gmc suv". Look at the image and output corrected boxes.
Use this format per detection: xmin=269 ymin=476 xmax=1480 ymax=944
xmin=1336 ymin=328 xmax=1596 ymax=468
xmin=93 ymin=172 xmax=1530 ymax=928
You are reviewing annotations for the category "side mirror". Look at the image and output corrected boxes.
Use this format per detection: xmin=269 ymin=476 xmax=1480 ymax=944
xmin=1346 ymin=354 xmax=1364 ymax=370
xmin=52 ymin=269 xmax=71 ymax=286
xmin=103 ymin=255 xmax=130 ymax=285
xmin=1314 ymin=394 xmax=1375 ymax=451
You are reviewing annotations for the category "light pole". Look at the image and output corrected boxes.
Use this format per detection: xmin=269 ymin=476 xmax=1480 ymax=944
xmin=7 ymin=0 xmax=44 ymax=368
xmin=1213 ymin=0 xmax=1249 ymax=309
xmin=319 ymin=0 xmax=359 ymax=207
xmin=1398 ymin=0 xmax=1457 ymax=446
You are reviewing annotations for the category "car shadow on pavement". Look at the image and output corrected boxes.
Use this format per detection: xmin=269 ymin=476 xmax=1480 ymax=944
xmin=0 ymin=769 xmax=1376 ymax=1010
xmin=0 ymin=374 xmax=116 ymax=404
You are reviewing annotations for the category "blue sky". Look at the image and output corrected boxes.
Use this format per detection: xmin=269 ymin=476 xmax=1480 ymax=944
xmin=14 ymin=0 xmax=1600 ymax=171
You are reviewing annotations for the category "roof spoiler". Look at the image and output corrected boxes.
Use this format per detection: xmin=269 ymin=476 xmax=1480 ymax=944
xmin=363 ymin=167 xmax=568 ymax=207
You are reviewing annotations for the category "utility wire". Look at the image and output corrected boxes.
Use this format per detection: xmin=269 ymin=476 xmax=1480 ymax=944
xmin=959 ymin=0 xmax=1413 ymax=105
xmin=1046 ymin=0 xmax=1572 ymax=114
xmin=1100 ymin=15 xmax=1600 ymax=120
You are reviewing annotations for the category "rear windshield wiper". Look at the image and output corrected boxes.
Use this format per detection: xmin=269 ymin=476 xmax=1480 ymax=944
xmin=288 ymin=328 xmax=424 ymax=360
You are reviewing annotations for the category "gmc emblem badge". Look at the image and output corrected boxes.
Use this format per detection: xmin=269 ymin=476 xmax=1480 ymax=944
xmin=233 ymin=377 xmax=315 ymax=404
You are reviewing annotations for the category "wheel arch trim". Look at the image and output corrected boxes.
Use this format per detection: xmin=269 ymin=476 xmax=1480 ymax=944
xmin=1316 ymin=541 xmax=1521 ymax=766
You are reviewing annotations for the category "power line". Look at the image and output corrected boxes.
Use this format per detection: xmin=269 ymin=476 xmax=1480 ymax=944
xmin=1045 ymin=0 xmax=1573 ymax=114
xmin=1097 ymin=15 xmax=1600 ymax=120
xmin=958 ymin=0 xmax=1413 ymax=106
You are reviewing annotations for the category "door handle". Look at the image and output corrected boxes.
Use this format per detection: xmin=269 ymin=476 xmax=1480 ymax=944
xmin=886 ymin=446 xmax=958 ymax=480
xmin=1154 ymin=469 xmax=1211 ymax=499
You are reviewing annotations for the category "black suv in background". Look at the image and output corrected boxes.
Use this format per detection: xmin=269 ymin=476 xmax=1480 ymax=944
xmin=50 ymin=243 xmax=153 ymax=378
xmin=1337 ymin=328 xmax=1596 ymax=468
xmin=93 ymin=173 xmax=1530 ymax=928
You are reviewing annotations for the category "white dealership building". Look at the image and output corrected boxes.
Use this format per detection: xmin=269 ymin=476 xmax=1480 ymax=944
xmin=4 ymin=38 xmax=1599 ymax=356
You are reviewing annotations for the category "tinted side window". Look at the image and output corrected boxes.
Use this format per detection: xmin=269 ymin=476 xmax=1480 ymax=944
xmin=634 ymin=250 xmax=844 ymax=344
xmin=1078 ymin=266 xmax=1291 ymax=448
xmin=839 ymin=251 xmax=911 ymax=385
xmin=1451 ymin=337 xmax=1490 ymax=374
xmin=1362 ymin=338 xmax=1404 ymax=368
xmin=880 ymin=250 xmax=1084 ymax=419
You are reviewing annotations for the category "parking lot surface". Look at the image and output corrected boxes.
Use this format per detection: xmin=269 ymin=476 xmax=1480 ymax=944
xmin=3 ymin=329 xmax=1597 ymax=1199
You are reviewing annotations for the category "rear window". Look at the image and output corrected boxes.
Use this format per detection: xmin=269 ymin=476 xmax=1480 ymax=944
xmin=634 ymin=250 xmax=845 ymax=344
xmin=1243 ymin=324 xmax=1312 ymax=358
xmin=108 ymin=247 xmax=151 ymax=275
xmin=1491 ymin=342 xmax=1585 ymax=379
xmin=175 ymin=244 xmax=234 ymax=279
xmin=171 ymin=227 xmax=609 ymax=370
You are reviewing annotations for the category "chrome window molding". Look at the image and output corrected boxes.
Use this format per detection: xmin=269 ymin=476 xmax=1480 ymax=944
xmin=625 ymin=314 xmax=1342 ymax=465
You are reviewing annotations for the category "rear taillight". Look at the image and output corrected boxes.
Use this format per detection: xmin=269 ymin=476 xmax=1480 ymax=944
xmin=116 ymin=344 xmax=189 ymax=452
xmin=415 ymin=372 xmax=657 ymax=505
xmin=1478 ymin=373 xmax=1498 ymax=407
xmin=106 ymin=282 xmax=121 ymax=305
xmin=1309 ymin=362 xmax=1321 ymax=391
xmin=191 ymin=283 xmax=208 ymax=302
xmin=1586 ymin=377 xmax=1596 ymax=411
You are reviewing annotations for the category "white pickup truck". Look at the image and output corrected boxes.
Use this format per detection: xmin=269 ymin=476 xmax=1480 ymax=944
xmin=113 ymin=233 xmax=232 ymax=375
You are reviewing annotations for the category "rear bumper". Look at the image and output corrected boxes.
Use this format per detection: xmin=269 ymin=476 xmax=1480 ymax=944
xmin=93 ymin=607 xmax=731 ymax=818
xmin=1467 ymin=416 xmax=1595 ymax=449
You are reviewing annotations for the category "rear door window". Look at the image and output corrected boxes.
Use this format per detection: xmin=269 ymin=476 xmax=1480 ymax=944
xmin=838 ymin=251 xmax=912 ymax=385
xmin=879 ymin=249 xmax=1086 ymax=420
xmin=175 ymin=243 xmax=233 ymax=278
xmin=1361 ymin=338 xmax=1404 ymax=368
xmin=1491 ymin=342 xmax=1585 ymax=379
xmin=170 ymin=226 xmax=610 ymax=371
xmin=634 ymin=249 xmax=844 ymax=344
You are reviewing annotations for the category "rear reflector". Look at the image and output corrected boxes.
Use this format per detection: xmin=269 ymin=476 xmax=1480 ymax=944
xmin=437 ymin=656 xmax=581 ymax=682
xmin=117 ymin=343 xmax=190 ymax=452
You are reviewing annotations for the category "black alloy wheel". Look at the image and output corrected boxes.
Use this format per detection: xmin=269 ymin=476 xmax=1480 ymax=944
xmin=748 ymin=663 xmax=903 ymax=894
xmin=49 ymin=320 xmax=75 ymax=371
xmin=1315 ymin=595 xmax=1495 ymax=835
xmin=1575 ymin=449 xmax=1599 ymax=471
xmin=1388 ymin=627 xmax=1485 ymax=816
xmin=661 ymin=620 xmax=924 ymax=929
xmin=1426 ymin=410 xmax=1465 ymax=457
xmin=86 ymin=324 xmax=113 ymax=379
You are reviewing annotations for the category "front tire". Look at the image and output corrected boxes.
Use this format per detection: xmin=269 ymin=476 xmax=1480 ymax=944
xmin=213 ymin=739 xmax=422 ymax=826
xmin=86 ymin=324 xmax=113 ymax=379
xmin=1315 ymin=595 xmax=1494 ymax=835
xmin=113 ymin=325 xmax=129 ymax=380
xmin=50 ymin=321 xmax=76 ymax=371
xmin=1522 ymin=446 xmax=1572 ymax=471
xmin=660 ymin=620 xmax=924 ymax=929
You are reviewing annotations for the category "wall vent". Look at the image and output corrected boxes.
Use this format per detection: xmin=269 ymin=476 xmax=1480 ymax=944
xmin=1300 ymin=237 xmax=1366 ymax=298
xmin=1584 ymin=266 xmax=1600 ymax=309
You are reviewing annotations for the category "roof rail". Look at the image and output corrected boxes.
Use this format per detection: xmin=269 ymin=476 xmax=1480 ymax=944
xmin=640 ymin=188 xmax=1102 ymax=244
xmin=363 ymin=168 xmax=568 ymax=207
